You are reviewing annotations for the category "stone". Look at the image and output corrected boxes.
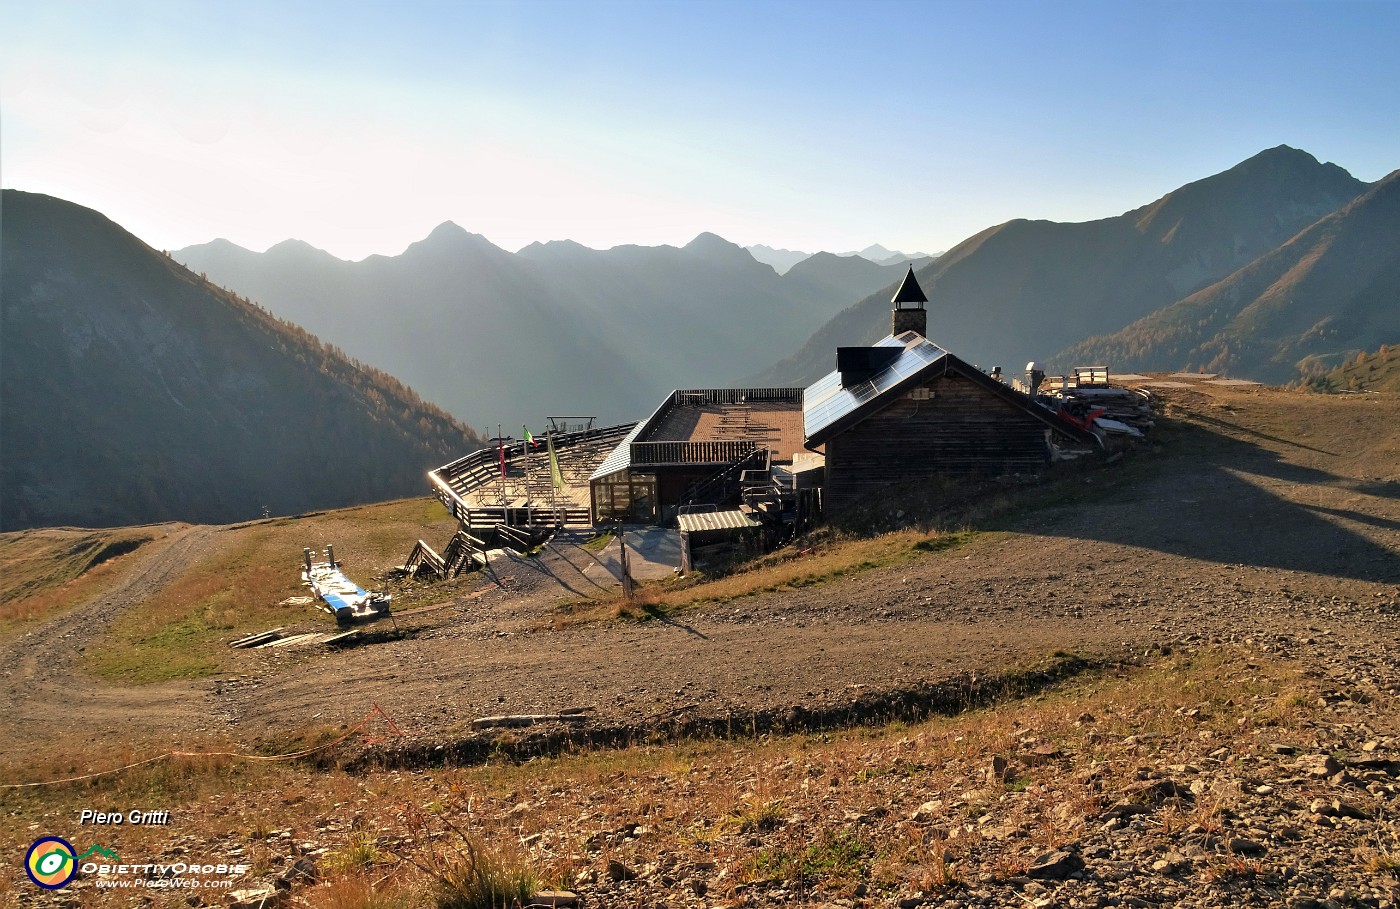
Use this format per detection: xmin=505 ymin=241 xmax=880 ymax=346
xmin=275 ymin=857 xmax=316 ymax=886
xmin=1309 ymin=798 xmax=1338 ymax=817
xmin=226 ymin=889 xmax=282 ymax=909
xmin=1125 ymin=779 xmax=1194 ymax=804
xmin=1024 ymin=744 xmax=1066 ymax=765
xmin=606 ymin=859 xmax=636 ymax=882
xmin=1229 ymin=838 xmax=1267 ymax=857
xmin=910 ymin=800 xmax=943 ymax=822
xmin=530 ymin=892 xmax=578 ymax=908
xmin=1027 ymin=849 xmax=1085 ymax=880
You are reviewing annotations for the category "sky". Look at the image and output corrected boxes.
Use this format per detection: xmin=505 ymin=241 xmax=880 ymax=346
xmin=3 ymin=0 xmax=1398 ymax=261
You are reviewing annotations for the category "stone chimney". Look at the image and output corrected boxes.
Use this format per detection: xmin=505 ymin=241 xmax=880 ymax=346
xmin=890 ymin=265 xmax=928 ymax=337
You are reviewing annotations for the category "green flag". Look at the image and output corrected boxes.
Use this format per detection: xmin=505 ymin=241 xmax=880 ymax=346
xmin=547 ymin=431 xmax=564 ymax=489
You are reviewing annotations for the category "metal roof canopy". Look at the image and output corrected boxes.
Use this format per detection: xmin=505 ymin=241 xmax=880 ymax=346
xmin=677 ymin=509 xmax=762 ymax=533
xmin=802 ymin=331 xmax=1098 ymax=448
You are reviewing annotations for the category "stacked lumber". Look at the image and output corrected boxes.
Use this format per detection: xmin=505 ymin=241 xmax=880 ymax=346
xmin=1045 ymin=385 xmax=1156 ymax=434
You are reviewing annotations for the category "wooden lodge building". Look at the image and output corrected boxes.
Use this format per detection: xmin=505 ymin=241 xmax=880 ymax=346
xmin=430 ymin=266 xmax=1096 ymax=543
xmin=803 ymin=267 xmax=1096 ymax=516
xmin=582 ymin=266 xmax=1095 ymax=526
xmin=588 ymin=386 xmax=808 ymax=525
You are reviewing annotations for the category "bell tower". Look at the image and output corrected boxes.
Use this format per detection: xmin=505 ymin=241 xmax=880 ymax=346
xmin=890 ymin=265 xmax=928 ymax=337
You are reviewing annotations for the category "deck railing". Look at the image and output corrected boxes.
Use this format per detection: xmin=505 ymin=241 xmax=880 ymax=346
xmin=671 ymin=387 xmax=803 ymax=407
xmin=430 ymin=422 xmax=636 ymax=528
xmin=629 ymin=439 xmax=760 ymax=466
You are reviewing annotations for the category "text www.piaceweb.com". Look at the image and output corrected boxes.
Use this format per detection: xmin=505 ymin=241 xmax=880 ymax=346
xmin=93 ymin=879 xmax=234 ymax=890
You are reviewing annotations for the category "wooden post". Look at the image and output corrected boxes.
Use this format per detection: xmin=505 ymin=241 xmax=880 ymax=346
xmin=496 ymin=424 xmax=508 ymax=510
xmin=679 ymin=530 xmax=691 ymax=576
xmin=523 ymin=423 xmax=533 ymax=527
xmin=618 ymin=526 xmax=634 ymax=601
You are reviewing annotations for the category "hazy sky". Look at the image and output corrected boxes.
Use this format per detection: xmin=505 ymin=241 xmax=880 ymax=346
xmin=3 ymin=0 xmax=1397 ymax=260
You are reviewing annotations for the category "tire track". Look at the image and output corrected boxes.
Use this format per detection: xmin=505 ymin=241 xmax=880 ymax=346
xmin=0 ymin=524 xmax=220 ymax=758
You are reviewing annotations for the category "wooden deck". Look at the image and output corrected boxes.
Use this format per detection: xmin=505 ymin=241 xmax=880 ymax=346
xmin=431 ymin=423 xmax=635 ymax=528
xmin=646 ymin=401 xmax=807 ymax=463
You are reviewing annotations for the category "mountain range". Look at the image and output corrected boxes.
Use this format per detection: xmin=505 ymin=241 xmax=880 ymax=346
xmin=0 ymin=190 xmax=484 ymax=531
xmin=6 ymin=144 xmax=1395 ymax=533
xmin=1061 ymin=169 xmax=1400 ymax=382
xmin=174 ymin=232 xmax=931 ymax=425
xmin=745 ymin=244 xmax=935 ymax=274
xmin=755 ymin=146 xmax=1392 ymax=385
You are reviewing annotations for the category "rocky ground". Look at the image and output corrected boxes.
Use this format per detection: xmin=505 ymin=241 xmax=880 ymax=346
xmin=2 ymin=382 xmax=1397 ymax=907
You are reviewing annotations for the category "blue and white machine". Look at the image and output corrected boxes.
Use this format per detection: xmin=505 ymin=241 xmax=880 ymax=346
xmin=301 ymin=546 xmax=391 ymax=622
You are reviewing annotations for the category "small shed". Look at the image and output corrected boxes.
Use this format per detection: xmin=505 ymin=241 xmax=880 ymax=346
xmin=676 ymin=507 xmax=762 ymax=573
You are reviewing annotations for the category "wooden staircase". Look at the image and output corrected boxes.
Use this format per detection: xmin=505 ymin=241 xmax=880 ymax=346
xmin=402 ymin=528 xmax=489 ymax=578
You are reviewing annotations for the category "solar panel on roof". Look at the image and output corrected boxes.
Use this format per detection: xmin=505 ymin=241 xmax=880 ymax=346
xmin=803 ymin=334 xmax=948 ymax=442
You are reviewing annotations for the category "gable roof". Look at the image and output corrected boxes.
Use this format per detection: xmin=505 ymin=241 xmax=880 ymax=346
xmin=802 ymin=331 xmax=1096 ymax=448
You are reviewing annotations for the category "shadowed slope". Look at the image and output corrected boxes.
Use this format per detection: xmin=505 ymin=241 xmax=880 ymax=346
xmin=0 ymin=191 xmax=483 ymax=530
xmin=757 ymin=146 xmax=1368 ymax=384
xmin=1062 ymin=170 xmax=1400 ymax=382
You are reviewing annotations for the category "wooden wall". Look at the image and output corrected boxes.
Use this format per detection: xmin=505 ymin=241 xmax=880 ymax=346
xmin=824 ymin=374 xmax=1049 ymax=516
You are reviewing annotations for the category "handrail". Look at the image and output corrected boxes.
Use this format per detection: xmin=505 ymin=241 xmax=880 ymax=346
xmin=631 ymin=439 xmax=759 ymax=466
xmin=682 ymin=447 xmax=770 ymax=508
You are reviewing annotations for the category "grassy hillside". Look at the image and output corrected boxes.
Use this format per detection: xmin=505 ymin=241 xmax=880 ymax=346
xmin=1303 ymin=343 xmax=1400 ymax=392
xmin=1 ymin=384 xmax=1395 ymax=906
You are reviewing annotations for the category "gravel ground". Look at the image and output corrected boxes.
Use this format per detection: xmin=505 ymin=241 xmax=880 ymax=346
xmin=2 ymin=385 xmax=1396 ymax=761
xmin=2 ymin=383 xmax=1398 ymax=908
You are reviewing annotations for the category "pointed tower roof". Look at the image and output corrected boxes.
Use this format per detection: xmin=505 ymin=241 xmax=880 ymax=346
xmin=891 ymin=265 xmax=928 ymax=306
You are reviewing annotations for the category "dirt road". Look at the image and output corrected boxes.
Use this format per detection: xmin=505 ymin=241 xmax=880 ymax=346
xmin=215 ymin=387 xmax=1399 ymax=750
xmin=0 ymin=525 xmax=218 ymax=760
xmin=2 ymin=386 xmax=1396 ymax=764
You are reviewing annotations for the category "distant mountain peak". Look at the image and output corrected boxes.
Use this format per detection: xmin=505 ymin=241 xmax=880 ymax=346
xmin=1130 ymin=144 xmax=1365 ymax=238
xmin=837 ymin=245 xmax=934 ymax=267
xmin=684 ymin=232 xmax=752 ymax=261
xmin=265 ymin=237 xmax=338 ymax=260
xmin=200 ymin=237 xmax=252 ymax=253
xmin=400 ymin=221 xmax=502 ymax=259
xmin=745 ymin=244 xmax=813 ymax=274
xmin=517 ymin=238 xmax=591 ymax=257
xmin=428 ymin=220 xmax=469 ymax=238
xmin=685 ymin=231 xmax=737 ymax=249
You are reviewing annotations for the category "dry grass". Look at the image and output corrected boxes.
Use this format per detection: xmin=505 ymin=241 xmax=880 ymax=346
xmin=0 ymin=524 xmax=163 ymax=635
xmin=80 ymin=497 xmax=455 ymax=683
xmin=547 ymin=528 xmax=984 ymax=628
xmin=2 ymin=644 xmax=1331 ymax=906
